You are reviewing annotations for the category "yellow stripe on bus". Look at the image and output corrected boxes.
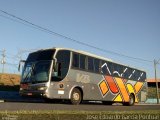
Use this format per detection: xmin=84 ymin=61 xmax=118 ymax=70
xmin=127 ymin=84 xmax=138 ymax=102
xmin=114 ymin=94 xmax=122 ymax=102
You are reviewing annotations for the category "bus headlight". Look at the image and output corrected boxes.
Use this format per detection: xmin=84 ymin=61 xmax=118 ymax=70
xmin=20 ymin=88 xmax=23 ymax=91
xmin=38 ymin=86 xmax=47 ymax=91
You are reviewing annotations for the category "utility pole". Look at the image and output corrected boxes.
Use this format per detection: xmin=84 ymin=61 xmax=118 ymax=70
xmin=154 ymin=59 xmax=160 ymax=104
xmin=1 ymin=49 xmax=6 ymax=74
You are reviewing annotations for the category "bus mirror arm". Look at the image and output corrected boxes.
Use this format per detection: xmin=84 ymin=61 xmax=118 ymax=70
xmin=53 ymin=58 xmax=57 ymax=64
xmin=18 ymin=60 xmax=26 ymax=72
xmin=52 ymin=62 xmax=62 ymax=77
xmin=52 ymin=58 xmax=59 ymax=76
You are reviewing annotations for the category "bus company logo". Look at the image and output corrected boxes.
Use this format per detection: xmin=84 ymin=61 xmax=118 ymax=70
xmin=98 ymin=63 xmax=144 ymax=102
xmin=76 ymin=73 xmax=90 ymax=83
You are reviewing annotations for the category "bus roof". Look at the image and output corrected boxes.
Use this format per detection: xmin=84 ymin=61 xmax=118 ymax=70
xmin=34 ymin=47 xmax=146 ymax=72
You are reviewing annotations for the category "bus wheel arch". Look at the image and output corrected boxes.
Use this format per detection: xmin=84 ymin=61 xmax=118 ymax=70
xmin=70 ymin=87 xmax=83 ymax=105
xmin=123 ymin=93 xmax=135 ymax=106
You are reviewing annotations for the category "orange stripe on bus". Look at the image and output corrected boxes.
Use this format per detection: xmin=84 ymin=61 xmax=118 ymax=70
xmin=114 ymin=77 xmax=129 ymax=102
xmin=105 ymin=76 xmax=119 ymax=94
xmin=135 ymin=82 xmax=143 ymax=93
xmin=99 ymin=80 xmax=109 ymax=96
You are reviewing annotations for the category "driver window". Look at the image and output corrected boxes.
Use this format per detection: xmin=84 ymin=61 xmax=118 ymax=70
xmin=52 ymin=50 xmax=70 ymax=81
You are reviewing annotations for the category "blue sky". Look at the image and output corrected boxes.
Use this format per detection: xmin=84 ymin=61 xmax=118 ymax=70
xmin=0 ymin=0 xmax=160 ymax=78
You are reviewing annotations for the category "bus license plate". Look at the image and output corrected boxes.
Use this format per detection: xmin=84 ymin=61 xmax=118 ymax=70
xmin=27 ymin=93 xmax=32 ymax=96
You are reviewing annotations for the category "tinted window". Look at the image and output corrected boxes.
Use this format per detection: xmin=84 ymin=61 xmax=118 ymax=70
xmin=56 ymin=50 xmax=70 ymax=68
xmin=94 ymin=59 xmax=100 ymax=73
xmin=127 ymin=68 xmax=133 ymax=79
xmin=113 ymin=64 xmax=123 ymax=77
xmin=72 ymin=53 xmax=79 ymax=68
xmin=132 ymin=70 xmax=140 ymax=80
xmin=55 ymin=50 xmax=70 ymax=80
xmin=80 ymin=54 xmax=86 ymax=69
xmin=101 ymin=61 xmax=113 ymax=75
xmin=88 ymin=57 xmax=94 ymax=71
xmin=113 ymin=64 xmax=118 ymax=77
xmin=27 ymin=50 xmax=55 ymax=62
xmin=140 ymin=72 xmax=146 ymax=82
xmin=123 ymin=68 xmax=132 ymax=79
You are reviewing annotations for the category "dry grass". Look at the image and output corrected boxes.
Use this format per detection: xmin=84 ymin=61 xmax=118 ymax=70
xmin=0 ymin=73 xmax=20 ymax=91
xmin=0 ymin=110 xmax=160 ymax=120
xmin=0 ymin=73 xmax=20 ymax=86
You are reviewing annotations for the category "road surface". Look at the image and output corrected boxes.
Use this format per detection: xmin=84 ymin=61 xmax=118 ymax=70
xmin=0 ymin=102 xmax=160 ymax=111
xmin=0 ymin=91 xmax=159 ymax=111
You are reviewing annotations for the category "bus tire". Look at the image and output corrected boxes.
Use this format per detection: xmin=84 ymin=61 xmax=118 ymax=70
xmin=123 ymin=94 xmax=135 ymax=106
xmin=70 ymin=88 xmax=82 ymax=105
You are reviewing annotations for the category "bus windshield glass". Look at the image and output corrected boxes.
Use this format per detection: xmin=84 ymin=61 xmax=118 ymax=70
xmin=21 ymin=60 xmax=52 ymax=83
xmin=21 ymin=49 xmax=55 ymax=83
xmin=26 ymin=49 xmax=55 ymax=62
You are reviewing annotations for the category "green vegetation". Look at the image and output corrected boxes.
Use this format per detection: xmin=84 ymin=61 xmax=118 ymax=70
xmin=0 ymin=110 xmax=159 ymax=120
xmin=148 ymin=87 xmax=160 ymax=98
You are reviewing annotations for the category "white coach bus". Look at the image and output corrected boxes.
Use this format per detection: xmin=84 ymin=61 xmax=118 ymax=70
xmin=19 ymin=47 xmax=147 ymax=105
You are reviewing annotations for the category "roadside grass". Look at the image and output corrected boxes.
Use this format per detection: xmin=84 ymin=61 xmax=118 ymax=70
xmin=0 ymin=110 xmax=160 ymax=120
xmin=0 ymin=73 xmax=20 ymax=91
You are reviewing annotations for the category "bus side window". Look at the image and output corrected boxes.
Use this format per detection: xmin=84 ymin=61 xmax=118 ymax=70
xmin=87 ymin=57 xmax=94 ymax=72
xmin=141 ymin=72 xmax=146 ymax=82
xmin=106 ymin=62 xmax=112 ymax=76
xmin=52 ymin=62 xmax=61 ymax=77
xmin=80 ymin=54 xmax=86 ymax=69
xmin=113 ymin=64 xmax=119 ymax=77
xmin=52 ymin=50 xmax=70 ymax=81
xmin=133 ymin=70 xmax=139 ymax=81
xmin=72 ymin=53 xmax=79 ymax=68
xmin=123 ymin=67 xmax=132 ymax=79
xmin=118 ymin=65 xmax=123 ymax=77
xmin=94 ymin=59 xmax=100 ymax=73
xmin=101 ymin=61 xmax=112 ymax=76
xmin=127 ymin=68 xmax=133 ymax=79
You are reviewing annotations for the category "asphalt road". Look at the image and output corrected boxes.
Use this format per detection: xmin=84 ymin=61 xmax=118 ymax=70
xmin=0 ymin=91 xmax=160 ymax=111
xmin=0 ymin=101 xmax=160 ymax=111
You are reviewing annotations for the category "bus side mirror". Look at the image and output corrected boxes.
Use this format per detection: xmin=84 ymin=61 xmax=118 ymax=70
xmin=18 ymin=60 xmax=26 ymax=72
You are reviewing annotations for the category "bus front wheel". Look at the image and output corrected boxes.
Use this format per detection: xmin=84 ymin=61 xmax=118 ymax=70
xmin=70 ymin=88 xmax=82 ymax=105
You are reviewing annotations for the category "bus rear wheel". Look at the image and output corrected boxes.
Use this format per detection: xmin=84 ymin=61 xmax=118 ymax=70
xmin=123 ymin=94 xmax=135 ymax=106
xmin=70 ymin=88 xmax=82 ymax=105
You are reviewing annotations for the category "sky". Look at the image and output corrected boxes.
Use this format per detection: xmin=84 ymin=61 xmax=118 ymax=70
xmin=0 ymin=0 xmax=159 ymax=78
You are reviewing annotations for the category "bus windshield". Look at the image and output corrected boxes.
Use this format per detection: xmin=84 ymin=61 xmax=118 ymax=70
xmin=21 ymin=60 xmax=52 ymax=84
xmin=21 ymin=49 xmax=55 ymax=84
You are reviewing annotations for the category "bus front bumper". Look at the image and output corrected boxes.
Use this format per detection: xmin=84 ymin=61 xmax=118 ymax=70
xmin=19 ymin=90 xmax=48 ymax=98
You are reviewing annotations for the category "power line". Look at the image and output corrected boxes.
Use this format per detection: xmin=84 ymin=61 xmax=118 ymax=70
xmin=0 ymin=9 xmax=153 ymax=63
